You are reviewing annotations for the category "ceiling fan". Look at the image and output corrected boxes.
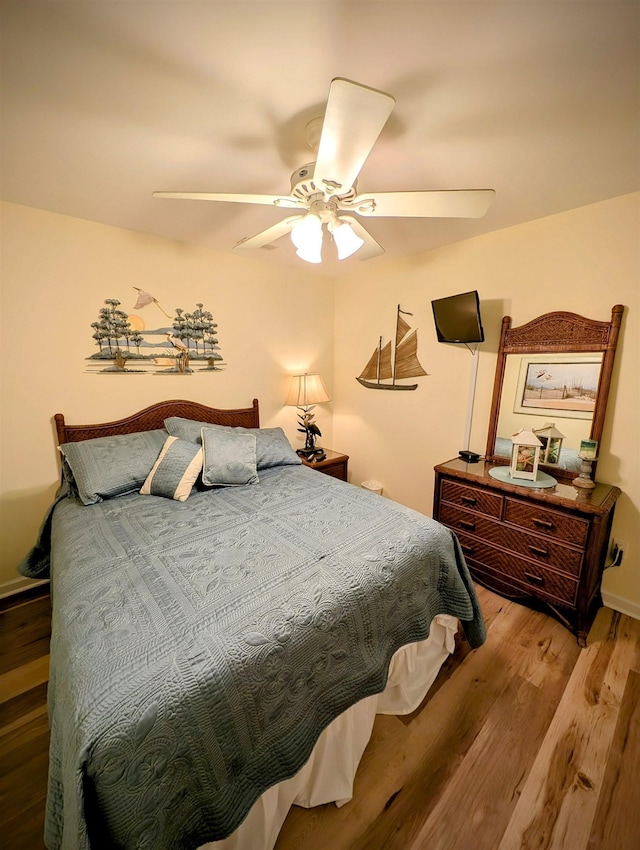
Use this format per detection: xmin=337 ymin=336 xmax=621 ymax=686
xmin=153 ymin=78 xmax=495 ymax=263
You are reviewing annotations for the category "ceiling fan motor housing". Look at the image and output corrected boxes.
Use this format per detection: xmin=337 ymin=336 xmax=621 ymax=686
xmin=289 ymin=163 xmax=357 ymax=205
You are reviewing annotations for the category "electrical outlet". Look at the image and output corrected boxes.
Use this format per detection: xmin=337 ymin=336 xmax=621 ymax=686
xmin=607 ymin=539 xmax=624 ymax=567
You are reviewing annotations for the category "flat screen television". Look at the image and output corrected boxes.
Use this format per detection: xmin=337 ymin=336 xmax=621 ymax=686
xmin=431 ymin=290 xmax=484 ymax=344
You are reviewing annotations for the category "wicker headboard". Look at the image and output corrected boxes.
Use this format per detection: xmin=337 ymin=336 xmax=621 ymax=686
xmin=54 ymin=399 xmax=260 ymax=445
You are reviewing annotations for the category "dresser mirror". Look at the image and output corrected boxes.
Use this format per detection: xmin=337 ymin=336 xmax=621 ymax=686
xmin=485 ymin=305 xmax=623 ymax=483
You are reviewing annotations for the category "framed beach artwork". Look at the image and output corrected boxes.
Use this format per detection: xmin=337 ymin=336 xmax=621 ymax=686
xmin=85 ymin=288 xmax=225 ymax=375
xmin=513 ymin=353 xmax=602 ymax=420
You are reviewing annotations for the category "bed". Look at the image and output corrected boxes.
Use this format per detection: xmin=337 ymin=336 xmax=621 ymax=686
xmin=20 ymin=399 xmax=485 ymax=850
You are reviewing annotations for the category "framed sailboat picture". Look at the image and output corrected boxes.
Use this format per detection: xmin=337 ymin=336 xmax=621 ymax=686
xmin=356 ymin=305 xmax=428 ymax=391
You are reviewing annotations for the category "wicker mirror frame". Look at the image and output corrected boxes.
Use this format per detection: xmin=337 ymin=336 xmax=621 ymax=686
xmin=485 ymin=305 xmax=623 ymax=483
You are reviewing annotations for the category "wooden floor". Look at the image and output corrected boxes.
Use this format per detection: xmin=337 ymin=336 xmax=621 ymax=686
xmin=276 ymin=586 xmax=640 ymax=850
xmin=1 ymin=585 xmax=639 ymax=850
xmin=0 ymin=583 xmax=51 ymax=850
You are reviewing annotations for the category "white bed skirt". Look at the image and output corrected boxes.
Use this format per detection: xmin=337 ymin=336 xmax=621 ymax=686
xmin=201 ymin=614 xmax=458 ymax=850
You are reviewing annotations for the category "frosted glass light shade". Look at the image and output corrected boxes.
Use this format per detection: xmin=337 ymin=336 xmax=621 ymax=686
xmin=331 ymin=218 xmax=364 ymax=259
xmin=286 ymin=373 xmax=331 ymax=407
xmin=291 ymin=214 xmax=323 ymax=263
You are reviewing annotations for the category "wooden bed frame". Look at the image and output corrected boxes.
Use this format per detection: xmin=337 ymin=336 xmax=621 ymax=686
xmin=54 ymin=398 xmax=260 ymax=445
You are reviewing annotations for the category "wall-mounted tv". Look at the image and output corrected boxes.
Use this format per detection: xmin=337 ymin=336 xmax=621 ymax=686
xmin=431 ymin=290 xmax=484 ymax=344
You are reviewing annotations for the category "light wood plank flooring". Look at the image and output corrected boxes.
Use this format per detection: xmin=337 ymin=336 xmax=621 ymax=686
xmin=1 ymin=585 xmax=639 ymax=850
xmin=275 ymin=586 xmax=640 ymax=850
xmin=0 ymin=583 xmax=51 ymax=849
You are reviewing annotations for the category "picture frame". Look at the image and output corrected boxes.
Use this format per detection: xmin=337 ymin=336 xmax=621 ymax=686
xmin=513 ymin=354 xmax=602 ymax=420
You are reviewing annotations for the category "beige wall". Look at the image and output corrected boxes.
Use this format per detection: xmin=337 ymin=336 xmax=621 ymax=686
xmin=333 ymin=193 xmax=639 ymax=616
xmin=2 ymin=194 xmax=638 ymax=617
xmin=0 ymin=202 xmax=334 ymax=581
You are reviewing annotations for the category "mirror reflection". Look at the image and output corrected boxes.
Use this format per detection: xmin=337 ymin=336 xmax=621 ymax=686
xmin=493 ymin=351 xmax=603 ymax=472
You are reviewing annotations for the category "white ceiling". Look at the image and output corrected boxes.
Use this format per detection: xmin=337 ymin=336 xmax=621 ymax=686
xmin=1 ymin=1 xmax=639 ymax=276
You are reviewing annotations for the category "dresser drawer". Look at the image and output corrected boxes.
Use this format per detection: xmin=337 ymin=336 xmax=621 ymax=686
xmin=440 ymin=480 xmax=502 ymax=518
xmin=504 ymin=499 xmax=589 ymax=547
xmin=440 ymin=503 xmax=583 ymax=576
xmin=457 ymin=533 xmax=579 ymax=607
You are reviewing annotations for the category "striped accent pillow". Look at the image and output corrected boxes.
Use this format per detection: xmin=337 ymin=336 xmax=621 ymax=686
xmin=140 ymin=436 xmax=203 ymax=501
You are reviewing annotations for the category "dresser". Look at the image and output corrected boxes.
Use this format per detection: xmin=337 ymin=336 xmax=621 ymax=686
xmin=433 ymin=458 xmax=620 ymax=645
xmin=300 ymin=449 xmax=349 ymax=481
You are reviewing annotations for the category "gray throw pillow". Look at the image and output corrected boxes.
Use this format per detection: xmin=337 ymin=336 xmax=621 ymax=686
xmin=201 ymin=427 xmax=259 ymax=486
xmin=164 ymin=418 xmax=301 ymax=470
xmin=59 ymin=429 xmax=167 ymax=505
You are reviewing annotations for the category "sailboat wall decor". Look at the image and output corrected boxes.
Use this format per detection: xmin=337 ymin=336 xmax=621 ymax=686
xmin=356 ymin=305 xmax=429 ymax=391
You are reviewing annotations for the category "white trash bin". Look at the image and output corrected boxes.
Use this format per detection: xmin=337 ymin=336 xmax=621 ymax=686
xmin=361 ymin=480 xmax=383 ymax=495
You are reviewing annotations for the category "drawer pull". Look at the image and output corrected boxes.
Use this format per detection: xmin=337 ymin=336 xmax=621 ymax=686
xmin=461 ymin=544 xmax=474 ymax=556
xmin=461 ymin=495 xmax=477 ymax=506
xmin=524 ymin=572 xmax=545 ymax=586
xmin=532 ymin=518 xmax=555 ymax=530
xmin=459 ymin=520 xmax=476 ymax=531
xmin=528 ymin=545 xmax=550 ymax=558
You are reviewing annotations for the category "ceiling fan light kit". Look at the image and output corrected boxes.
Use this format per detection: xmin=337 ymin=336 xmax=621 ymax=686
xmin=289 ymin=194 xmax=366 ymax=263
xmin=329 ymin=218 xmax=364 ymax=260
xmin=328 ymin=217 xmax=364 ymax=260
xmin=291 ymin=212 xmax=323 ymax=263
xmin=154 ymin=77 xmax=495 ymax=264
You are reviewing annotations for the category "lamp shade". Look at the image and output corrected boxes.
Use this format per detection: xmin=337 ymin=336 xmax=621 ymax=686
xmin=291 ymin=213 xmax=323 ymax=263
xmin=330 ymin=218 xmax=364 ymax=260
xmin=286 ymin=373 xmax=331 ymax=407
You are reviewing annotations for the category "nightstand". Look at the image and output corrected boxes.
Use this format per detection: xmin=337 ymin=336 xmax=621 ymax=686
xmin=300 ymin=449 xmax=349 ymax=481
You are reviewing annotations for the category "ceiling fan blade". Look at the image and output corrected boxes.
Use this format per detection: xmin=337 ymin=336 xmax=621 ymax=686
xmin=153 ymin=191 xmax=302 ymax=209
xmin=313 ymin=78 xmax=395 ymax=198
xmin=233 ymin=216 xmax=304 ymax=251
xmin=346 ymin=189 xmax=496 ymax=219
xmin=338 ymin=215 xmax=385 ymax=260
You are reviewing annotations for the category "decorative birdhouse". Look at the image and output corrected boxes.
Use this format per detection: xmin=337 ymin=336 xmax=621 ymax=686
xmin=510 ymin=427 xmax=543 ymax=481
xmin=533 ymin=422 xmax=565 ymax=465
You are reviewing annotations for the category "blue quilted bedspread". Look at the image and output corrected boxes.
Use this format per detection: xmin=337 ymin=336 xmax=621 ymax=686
xmin=21 ymin=465 xmax=485 ymax=850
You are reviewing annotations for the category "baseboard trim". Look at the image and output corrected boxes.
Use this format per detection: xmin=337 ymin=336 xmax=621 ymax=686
xmin=0 ymin=577 xmax=49 ymax=603
xmin=602 ymin=590 xmax=640 ymax=622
